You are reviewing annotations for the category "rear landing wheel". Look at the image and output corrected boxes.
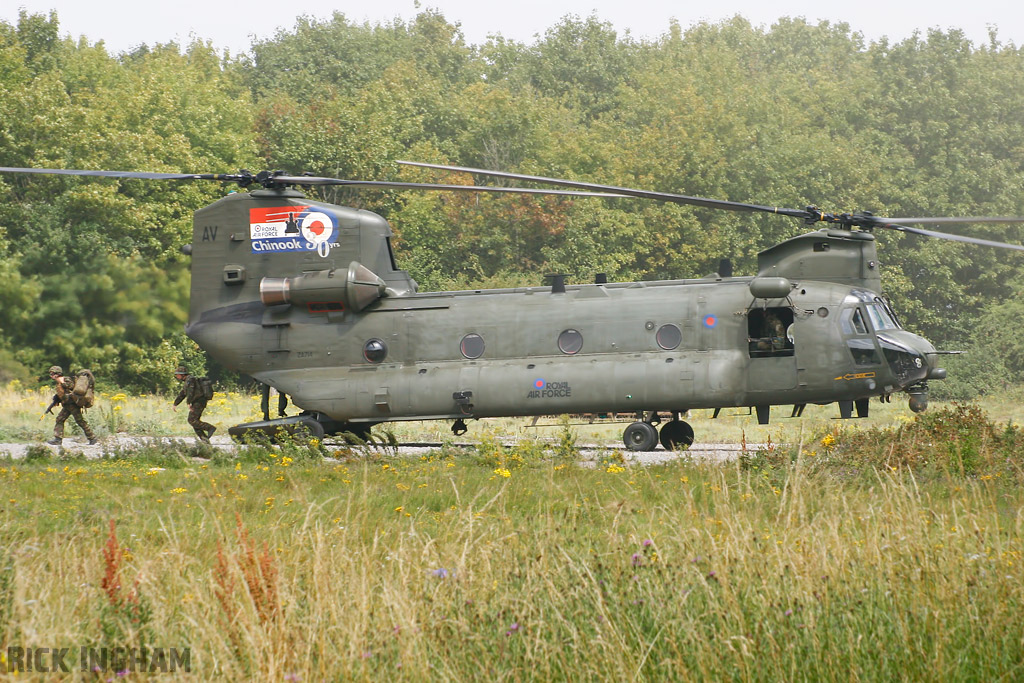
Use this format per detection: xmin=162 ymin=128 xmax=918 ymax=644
xmin=659 ymin=420 xmax=694 ymax=451
xmin=623 ymin=421 xmax=659 ymax=451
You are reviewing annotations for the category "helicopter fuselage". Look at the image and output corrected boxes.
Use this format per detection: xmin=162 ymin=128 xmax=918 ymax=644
xmin=191 ymin=276 xmax=935 ymax=423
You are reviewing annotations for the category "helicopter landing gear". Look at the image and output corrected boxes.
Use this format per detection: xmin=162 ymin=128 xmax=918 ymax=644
xmin=623 ymin=421 xmax=659 ymax=451
xmin=451 ymin=418 xmax=469 ymax=436
xmin=659 ymin=420 xmax=694 ymax=451
xmin=228 ymin=414 xmax=327 ymax=443
xmin=624 ymin=417 xmax=696 ymax=452
xmin=907 ymin=382 xmax=929 ymax=413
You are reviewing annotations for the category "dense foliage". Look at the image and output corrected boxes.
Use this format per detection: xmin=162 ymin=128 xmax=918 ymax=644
xmin=1 ymin=10 xmax=1023 ymax=392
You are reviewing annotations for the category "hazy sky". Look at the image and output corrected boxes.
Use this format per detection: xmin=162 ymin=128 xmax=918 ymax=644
xmin=3 ymin=0 xmax=1022 ymax=56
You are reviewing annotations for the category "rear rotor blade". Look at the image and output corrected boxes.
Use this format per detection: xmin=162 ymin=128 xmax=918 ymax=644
xmin=0 ymin=166 xmax=245 ymax=183
xmin=268 ymin=175 xmax=630 ymax=198
xmin=397 ymin=160 xmax=812 ymax=219
xmin=0 ymin=166 xmax=629 ymax=198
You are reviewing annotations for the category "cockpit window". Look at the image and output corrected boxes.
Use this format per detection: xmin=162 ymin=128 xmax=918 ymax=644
xmin=865 ymin=303 xmax=900 ymax=331
xmin=841 ymin=308 xmax=868 ymax=335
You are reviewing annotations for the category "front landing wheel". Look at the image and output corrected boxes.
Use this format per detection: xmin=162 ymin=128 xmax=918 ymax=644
xmin=623 ymin=421 xmax=659 ymax=451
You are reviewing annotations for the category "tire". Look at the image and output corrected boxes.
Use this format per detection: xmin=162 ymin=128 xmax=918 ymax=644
xmin=293 ymin=417 xmax=326 ymax=441
xmin=623 ymin=421 xmax=659 ymax=451
xmin=659 ymin=420 xmax=695 ymax=451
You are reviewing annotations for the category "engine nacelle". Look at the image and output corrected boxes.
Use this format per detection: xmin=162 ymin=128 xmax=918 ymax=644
xmin=259 ymin=261 xmax=387 ymax=312
xmin=749 ymin=276 xmax=793 ymax=299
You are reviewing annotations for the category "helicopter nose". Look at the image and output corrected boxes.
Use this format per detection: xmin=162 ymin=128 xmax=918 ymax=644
xmin=876 ymin=332 xmax=940 ymax=387
xmin=875 ymin=331 xmax=946 ymax=413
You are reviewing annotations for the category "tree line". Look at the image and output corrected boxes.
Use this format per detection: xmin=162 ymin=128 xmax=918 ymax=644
xmin=1 ymin=9 xmax=1022 ymax=395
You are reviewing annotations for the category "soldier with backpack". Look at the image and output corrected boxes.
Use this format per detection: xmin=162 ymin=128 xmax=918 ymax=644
xmin=45 ymin=365 xmax=98 ymax=446
xmin=172 ymin=365 xmax=216 ymax=443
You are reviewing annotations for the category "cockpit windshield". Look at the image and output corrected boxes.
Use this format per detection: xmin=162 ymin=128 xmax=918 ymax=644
xmin=865 ymin=302 xmax=900 ymax=331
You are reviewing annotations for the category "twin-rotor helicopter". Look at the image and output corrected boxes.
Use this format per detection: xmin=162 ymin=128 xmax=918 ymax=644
xmin=3 ymin=161 xmax=1022 ymax=450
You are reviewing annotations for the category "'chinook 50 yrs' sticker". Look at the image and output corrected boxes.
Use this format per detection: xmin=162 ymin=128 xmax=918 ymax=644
xmin=250 ymin=206 xmax=339 ymax=256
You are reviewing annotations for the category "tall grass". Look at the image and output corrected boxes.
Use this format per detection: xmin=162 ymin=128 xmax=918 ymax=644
xmin=1 ymin=429 xmax=1022 ymax=679
xmin=0 ymin=382 xmax=267 ymax=442
xmin=6 ymin=379 xmax=1024 ymax=447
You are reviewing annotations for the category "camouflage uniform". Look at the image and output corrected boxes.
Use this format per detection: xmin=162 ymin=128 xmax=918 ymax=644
xmin=46 ymin=366 xmax=97 ymax=445
xmin=174 ymin=367 xmax=216 ymax=442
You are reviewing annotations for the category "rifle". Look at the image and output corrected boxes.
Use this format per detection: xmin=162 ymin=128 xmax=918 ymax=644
xmin=42 ymin=395 xmax=59 ymax=418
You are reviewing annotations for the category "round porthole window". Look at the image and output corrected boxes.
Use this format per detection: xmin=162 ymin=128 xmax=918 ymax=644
xmin=558 ymin=329 xmax=584 ymax=355
xmin=363 ymin=338 xmax=387 ymax=363
xmin=461 ymin=333 xmax=485 ymax=359
xmin=656 ymin=323 xmax=682 ymax=350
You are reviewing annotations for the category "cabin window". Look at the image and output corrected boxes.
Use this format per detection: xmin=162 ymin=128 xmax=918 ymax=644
xmin=747 ymin=307 xmax=794 ymax=357
xmin=461 ymin=333 xmax=485 ymax=359
xmin=363 ymin=338 xmax=387 ymax=363
xmin=558 ymin=329 xmax=584 ymax=355
xmin=656 ymin=324 xmax=682 ymax=350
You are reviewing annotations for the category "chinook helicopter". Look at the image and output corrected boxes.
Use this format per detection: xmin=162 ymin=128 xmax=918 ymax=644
xmin=2 ymin=163 xmax=1023 ymax=451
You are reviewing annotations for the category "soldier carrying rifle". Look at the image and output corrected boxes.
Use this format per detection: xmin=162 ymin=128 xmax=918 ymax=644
xmin=172 ymin=365 xmax=217 ymax=443
xmin=44 ymin=365 xmax=98 ymax=446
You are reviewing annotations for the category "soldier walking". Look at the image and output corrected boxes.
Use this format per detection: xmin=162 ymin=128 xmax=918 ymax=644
xmin=45 ymin=365 xmax=97 ymax=445
xmin=172 ymin=366 xmax=216 ymax=443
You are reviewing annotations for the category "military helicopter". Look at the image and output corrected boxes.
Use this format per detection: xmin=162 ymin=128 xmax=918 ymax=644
xmin=2 ymin=163 xmax=1023 ymax=450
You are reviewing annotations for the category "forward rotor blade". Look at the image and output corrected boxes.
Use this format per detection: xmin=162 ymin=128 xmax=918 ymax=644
xmin=876 ymin=221 xmax=1024 ymax=251
xmin=397 ymin=160 xmax=811 ymax=219
xmin=0 ymin=166 xmax=242 ymax=182
xmin=400 ymin=161 xmax=1024 ymax=251
xmin=268 ymin=175 xmax=630 ymax=198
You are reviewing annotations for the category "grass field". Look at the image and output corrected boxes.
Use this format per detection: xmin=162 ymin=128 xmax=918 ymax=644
xmin=1 ymin=384 xmax=1023 ymax=679
xmin=5 ymin=380 xmax=1024 ymax=446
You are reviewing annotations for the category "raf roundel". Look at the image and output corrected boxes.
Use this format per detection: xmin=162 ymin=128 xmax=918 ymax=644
xmin=703 ymin=314 xmax=718 ymax=329
xmin=299 ymin=210 xmax=337 ymax=244
xmin=533 ymin=378 xmax=545 ymax=389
